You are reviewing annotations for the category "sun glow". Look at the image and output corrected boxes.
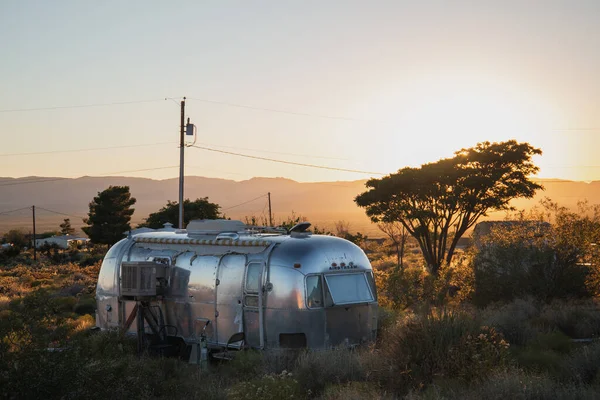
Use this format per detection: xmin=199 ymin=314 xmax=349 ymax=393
xmin=360 ymin=73 xmax=567 ymax=175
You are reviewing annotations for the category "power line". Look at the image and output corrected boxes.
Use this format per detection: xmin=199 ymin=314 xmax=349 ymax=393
xmin=196 ymin=142 xmax=349 ymax=161
xmin=0 ymin=95 xmax=597 ymax=132
xmin=222 ymin=194 xmax=268 ymax=211
xmin=0 ymin=98 xmax=165 ymax=113
xmin=0 ymin=206 xmax=32 ymax=216
xmin=186 ymin=165 xmax=248 ymax=177
xmin=187 ymin=97 xmax=600 ymax=130
xmin=0 ymin=142 xmax=174 ymax=157
xmin=190 ymin=145 xmax=385 ymax=176
xmin=0 ymin=166 xmax=179 ymax=187
xmin=550 ymin=128 xmax=600 ymax=131
xmin=35 ymin=206 xmax=86 ymax=220
xmin=187 ymin=97 xmax=364 ymax=122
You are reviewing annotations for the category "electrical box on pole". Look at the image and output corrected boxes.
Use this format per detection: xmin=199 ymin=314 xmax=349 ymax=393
xmin=186 ymin=122 xmax=196 ymax=136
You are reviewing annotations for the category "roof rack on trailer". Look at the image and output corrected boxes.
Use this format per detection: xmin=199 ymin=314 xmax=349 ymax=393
xmin=244 ymin=225 xmax=288 ymax=235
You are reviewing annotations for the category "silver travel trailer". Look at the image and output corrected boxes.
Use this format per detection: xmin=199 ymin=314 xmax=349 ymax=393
xmin=95 ymin=219 xmax=378 ymax=356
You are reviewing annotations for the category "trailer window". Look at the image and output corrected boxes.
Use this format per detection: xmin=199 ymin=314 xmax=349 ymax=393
xmin=366 ymin=271 xmax=378 ymax=301
xmin=306 ymin=275 xmax=323 ymax=308
xmin=323 ymin=273 xmax=374 ymax=305
xmin=245 ymin=263 xmax=261 ymax=293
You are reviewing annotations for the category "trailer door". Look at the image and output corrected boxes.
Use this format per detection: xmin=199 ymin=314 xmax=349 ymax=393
xmin=215 ymin=254 xmax=246 ymax=346
xmin=243 ymin=261 xmax=265 ymax=348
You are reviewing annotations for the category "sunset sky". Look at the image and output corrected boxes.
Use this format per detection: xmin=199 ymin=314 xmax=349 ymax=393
xmin=1 ymin=1 xmax=599 ymax=182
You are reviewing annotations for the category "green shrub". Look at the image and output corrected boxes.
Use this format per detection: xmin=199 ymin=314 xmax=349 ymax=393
xmin=443 ymin=368 xmax=597 ymax=400
xmin=54 ymin=295 xmax=77 ymax=312
xmin=539 ymin=303 xmax=600 ymax=339
xmin=382 ymin=311 xmax=509 ymax=391
xmin=74 ymin=297 xmax=96 ymax=315
xmin=560 ymin=342 xmax=600 ymax=385
xmin=219 ymin=350 xmax=264 ymax=379
xmin=319 ymin=382 xmax=389 ymax=400
xmin=482 ymin=298 xmax=540 ymax=345
xmin=376 ymin=306 xmax=401 ymax=338
xmin=226 ymin=371 xmax=305 ymax=400
xmin=471 ymin=216 xmax=595 ymax=305
xmin=533 ymin=331 xmax=573 ymax=354
xmin=294 ymin=348 xmax=365 ymax=395
xmin=262 ymin=349 xmax=303 ymax=375
xmin=515 ymin=347 xmax=564 ymax=375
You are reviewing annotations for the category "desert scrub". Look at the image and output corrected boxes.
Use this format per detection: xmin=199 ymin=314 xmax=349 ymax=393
xmin=294 ymin=348 xmax=366 ymax=396
xmin=538 ymin=301 xmax=600 ymax=339
xmin=226 ymin=371 xmax=305 ymax=400
xmin=382 ymin=311 xmax=509 ymax=392
xmin=318 ymin=382 xmax=390 ymax=400
xmin=559 ymin=341 xmax=600 ymax=385
xmin=218 ymin=349 xmax=265 ymax=379
xmin=482 ymin=298 xmax=539 ymax=345
xmin=449 ymin=368 xmax=598 ymax=400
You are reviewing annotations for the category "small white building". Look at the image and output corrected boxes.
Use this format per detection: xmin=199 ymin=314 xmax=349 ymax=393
xmin=125 ymin=222 xmax=177 ymax=236
xmin=35 ymin=235 xmax=90 ymax=249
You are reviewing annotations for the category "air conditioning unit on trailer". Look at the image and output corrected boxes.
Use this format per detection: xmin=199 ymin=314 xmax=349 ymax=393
xmin=121 ymin=261 xmax=167 ymax=298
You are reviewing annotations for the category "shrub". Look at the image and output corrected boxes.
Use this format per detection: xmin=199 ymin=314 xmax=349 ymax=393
xmin=471 ymin=204 xmax=600 ymax=305
xmin=319 ymin=382 xmax=389 ymax=400
xmin=382 ymin=311 xmax=509 ymax=391
xmin=482 ymin=298 xmax=540 ymax=345
xmin=294 ymin=348 xmax=365 ymax=395
xmin=539 ymin=302 xmax=600 ymax=339
xmin=262 ymin=349 xmax=303 ymax=375
xmin=533 ymin=331 xmax=573 ymax=354
xmin=74 ymin=297 xmax=96 ymax=315
xmin=560 ymin=341 xmax=600 ymax=385
xmin=217 ymin=349 xmax=264 ymax=379
xmin=514 ymin=347 xmax=564 ymax=376
xmin=54 ymin=295 xmax=77 ymax=312
xmin=443 ymin=368 xmax=597 ymax=400
xmin=226 ymin=371 xmax=305 ymax=400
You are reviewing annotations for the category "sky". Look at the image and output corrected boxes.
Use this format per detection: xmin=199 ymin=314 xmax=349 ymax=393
xmin=1 ymin=0 xmax=599 ymax=183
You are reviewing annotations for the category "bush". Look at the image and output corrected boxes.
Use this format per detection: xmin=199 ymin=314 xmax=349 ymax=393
xmin=219 ymin=350 xmax=264 ymax=379
xmin=74 ymin=297 xmax=96 ymax=315
xmin=319 ymin=382 xmax=389 ymax=400
xmin=294 ymin=348 xmax=366 ymax=395
xmin=261 ymin=349 xmax=303 ymax=375
xmin=382 ymin=311 xmax=509 ymax=391
xmin=54 ymin=295 xmax=77 ymax=312
xmin=440 ymin=368 xmax=597 ymax=400
xmin=482 ymin=298 xmax=540 ymax=345
xmin=515 ymin=347 xmax=564 ymax=376
xmin=226 ymin=371 xmax=305 ymax=400
xmin=471 ymin=205 xmax=600 ymax=305
xmin=533 ymin=331 xmax=573 ymax=354
xmin=539 ymin=302 xmax=600 ymax=339
xmin=560 ymin=341 xmax=600 ymax=385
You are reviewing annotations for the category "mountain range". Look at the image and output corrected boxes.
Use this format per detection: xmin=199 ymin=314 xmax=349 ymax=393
xmin=1 ymin=175 xmax=599 ymax=236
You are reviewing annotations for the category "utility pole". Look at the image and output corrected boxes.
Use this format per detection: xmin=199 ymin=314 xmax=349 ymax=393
xmin=32 ymin=205 xmax=36 ymax=262
xmin=178 ymin=97 xmax=186 ymax=229
xmin=267 ymin=192 xmax=273 ymax=227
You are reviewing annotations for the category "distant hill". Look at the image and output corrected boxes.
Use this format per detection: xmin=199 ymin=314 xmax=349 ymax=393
xmin=1 ymin=176 xmax=599 ymax=236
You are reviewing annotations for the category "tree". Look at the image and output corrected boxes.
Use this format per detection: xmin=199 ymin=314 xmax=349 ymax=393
xmin=3 ymin=229 xmax=28 ymax=250
xmin=378 ymin=221 xmax=409 ymax=270
xmin=355 ymin=140 xmax=542 ymax=275
xmin=82 ymin=186 xmax=136 ymax=246
xmin=59 ymin=218 xmax=75 ymax=235
xmin=141 ymin=198 xmax=220 ymax=229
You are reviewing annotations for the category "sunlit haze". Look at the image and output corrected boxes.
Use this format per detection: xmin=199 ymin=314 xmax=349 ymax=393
xmin=1 ymin=1 xmax=599 ymax=182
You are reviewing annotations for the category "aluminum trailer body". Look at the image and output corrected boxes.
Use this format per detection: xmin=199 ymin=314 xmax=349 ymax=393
xmin=96 ymin=220 xmax=378 ymax=351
